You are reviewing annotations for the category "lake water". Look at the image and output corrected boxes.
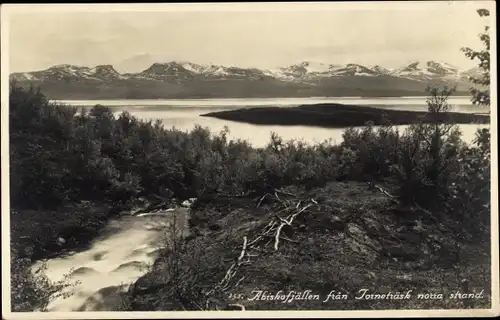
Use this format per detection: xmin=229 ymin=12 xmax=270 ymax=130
xmin=57 ymin=97 xmax=490 ymax=147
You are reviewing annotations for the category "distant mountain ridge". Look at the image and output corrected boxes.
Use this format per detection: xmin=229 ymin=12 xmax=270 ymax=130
xmin=10 ymin=60 xmax=482 ymax=99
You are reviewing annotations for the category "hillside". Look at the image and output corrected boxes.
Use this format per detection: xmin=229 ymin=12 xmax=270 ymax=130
xmin=201 ymin=103 xmax=490 ymax=128
xmin=126 ymin=182 xmax=491 ymax=310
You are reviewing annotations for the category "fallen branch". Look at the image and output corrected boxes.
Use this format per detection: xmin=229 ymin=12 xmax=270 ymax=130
xmin=370 ymin=182 xmax=400 ymax=204
xmin=295 ymin=200 xmax=302 ymax=209
xmin=274 ymin=222 xmax=288 ymax=251
xmin=280 ymin=235 xmax=300 ymax=243
xmin=260 ymin=220 xmax=277 ymax=236
xmin=295 ymin=203 xmax=312 ymax=217
xmin=256 ymin=193 xmax=271 ymax=208
xmin=274 ymin=213 xmax=289 ymax=224
xmin=205 ymin=236 xmax=248 ymax=297
xmin=204 ymin=197 xmax=317 ymax=310
xmin=274 ymin=191 xmax=282 ymax=202
xmin=275 ymin=188 xmax=297 ymax=197
xmin=237 ymin=236 xmax=248 ymax=261
xmin=247 ymin=235 xmax=263 ymax=246
xmin=273 ymin=202 xmax=313 ymax=251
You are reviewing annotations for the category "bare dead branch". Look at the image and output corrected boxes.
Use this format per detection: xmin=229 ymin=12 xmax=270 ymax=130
xmin=275 ymin=188 xmax=297 ymax=196
xmin=260 ymin=220 xmax=277 ymax=235
xmin=295 ymin=200 xmax=302 ymax=209
xmin=274 ymin=191 xmax=281 ymax=202
xmin=204 ymin=197 xmax=319 ymax=310
xmin=237 ymin=236 xmax=248 ymax=262
xmin=371 ymin=183 xmax=400 ymax=204
xmin=273 ymin=203 xmax=312 ymax=251
xmin=247 ymin=235 xmax=263 ymax=246
xmin=280 ymin=236 xmax=300 ymax=243
xmin=256 ymin=193 xmax=271 ymax=208
xmin=274 ymin=212 xmax=289 ymax=224
xmin=274 ymin=222 xmax=287 ymax=251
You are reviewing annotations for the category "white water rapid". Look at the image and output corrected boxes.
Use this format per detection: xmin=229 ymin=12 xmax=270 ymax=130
xmin=30 ymin=208 xmax=190 ymax=312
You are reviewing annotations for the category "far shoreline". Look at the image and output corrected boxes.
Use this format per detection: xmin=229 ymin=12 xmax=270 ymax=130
xmin=50 ymin=94 xmax=476 ymax=104
xmin=200 ymin=103 xmax=490 ymax=129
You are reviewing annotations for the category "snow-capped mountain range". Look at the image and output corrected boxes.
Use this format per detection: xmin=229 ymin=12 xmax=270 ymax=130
xmin=9 ymin=60 xmax=482 ymax=99
xmin=11 ymin=60 xmax=478 ymax=83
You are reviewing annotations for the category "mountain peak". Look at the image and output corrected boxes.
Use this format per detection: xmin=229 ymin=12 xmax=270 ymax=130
xmin=400 ymin=61 xmax=421 ymax=72
xmin=91 ymin=65 xmax=121 ymax=80
xmin=49 ymin=64 xmax=88 ymax=70
xmin=94 ymin=64 xmax=118 ymax=71
xmin=392 ymin=60 xmax=460 ymax=80
xmin=143 ymin=62 xmax=184 ymax=71
xmin=426 ymin=60 xmax=458 ymax=75
xmin=371 ymin=65 xmax=391 ymax=74
xmin=138 ymin=61 xmax=195 ymax=81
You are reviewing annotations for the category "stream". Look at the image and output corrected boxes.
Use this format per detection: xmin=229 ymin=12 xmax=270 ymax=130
xmin=30 ymin=208 xmax=190 ymax=312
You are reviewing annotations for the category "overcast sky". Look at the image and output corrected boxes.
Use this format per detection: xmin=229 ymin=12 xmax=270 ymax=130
xmin=4 ymin=2 xmax=494 ymax=73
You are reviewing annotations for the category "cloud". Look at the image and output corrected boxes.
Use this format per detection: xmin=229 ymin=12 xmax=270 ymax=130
xmin=6 ymin=3 xmax=492 ymax=72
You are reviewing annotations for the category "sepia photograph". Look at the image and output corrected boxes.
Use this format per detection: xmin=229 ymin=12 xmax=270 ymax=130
xmin=1 ymin=2 xmax=498 ymax=319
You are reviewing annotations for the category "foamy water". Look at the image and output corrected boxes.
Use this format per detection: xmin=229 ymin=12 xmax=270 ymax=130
xmin=31 ymin=209 xmax=189 ymax=312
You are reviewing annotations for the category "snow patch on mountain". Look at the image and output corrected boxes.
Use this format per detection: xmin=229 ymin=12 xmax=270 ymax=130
xmin=329 ymin=64 xmax=379 ymax=77
xmin=370 ymin=65 xmax=391 ymax=75
xmin=391 ymin=61 xmax=460 ymax=81
xmin=10 ymin=64 xmax=126 ymax=82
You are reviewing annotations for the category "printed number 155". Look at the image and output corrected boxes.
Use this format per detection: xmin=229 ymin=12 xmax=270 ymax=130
xmin=228 ymin=293 xmax=244 ymax=300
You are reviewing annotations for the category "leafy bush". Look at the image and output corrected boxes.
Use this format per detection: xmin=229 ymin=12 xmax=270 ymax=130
xmin=340 ymin=122 xmax=400 ymax=181
xmin=10 ymin=248 xmax=77 ymax=312
xmin=446 ymin=128 xmax=491 ymax=241
xmin=338 ymin=86 xmax=490 ymax=242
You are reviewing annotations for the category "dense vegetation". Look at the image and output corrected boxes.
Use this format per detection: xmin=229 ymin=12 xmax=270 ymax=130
xmin=10 ymin=82 xmax=491 ymax=311
xmin=201 ymin=102 xmax=489 ymax=128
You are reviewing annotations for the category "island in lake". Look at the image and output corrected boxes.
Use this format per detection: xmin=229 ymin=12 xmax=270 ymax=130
xmin=201 ymin=103 xmax=490 ymax=128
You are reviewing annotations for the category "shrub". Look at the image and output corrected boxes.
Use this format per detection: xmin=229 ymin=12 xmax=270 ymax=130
xmin=337 ymin=85 xmax=490 ymax=245
xmin=10 ymin=247 xmax=76 ymax=312
xmin=340 ymin=123 xmax=400 ymax=181
xmin=446 ymin=128 xmax=491 ymax=241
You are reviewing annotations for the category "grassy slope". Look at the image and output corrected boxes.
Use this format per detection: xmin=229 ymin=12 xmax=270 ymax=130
xmin=127 ymin=181 xmax=491 ymax=310
xmin=201 ymin=103 xmax=490 ymax=128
